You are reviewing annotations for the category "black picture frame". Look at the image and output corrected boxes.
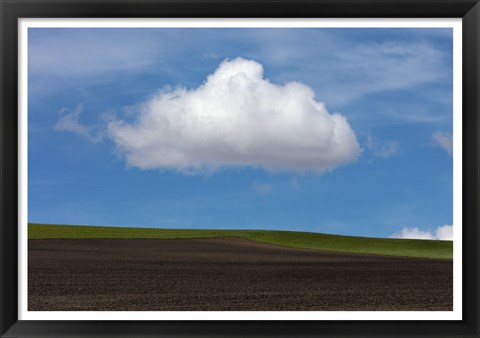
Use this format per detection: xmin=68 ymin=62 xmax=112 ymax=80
xmin=1 ymin=0 xmax=479 ymax=337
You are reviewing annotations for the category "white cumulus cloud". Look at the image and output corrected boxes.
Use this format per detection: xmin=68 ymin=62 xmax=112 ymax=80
xmin=435 ymin=224 xmax=454 ymax=240
xmin=108 ymin=58 xmax=360 ymax=173
xmin=390 ymin=224 xmax=453 ymax=241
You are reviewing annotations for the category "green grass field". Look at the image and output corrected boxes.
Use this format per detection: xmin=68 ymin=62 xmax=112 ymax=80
xmin=29 ymin=223 xmax=453 ymax=259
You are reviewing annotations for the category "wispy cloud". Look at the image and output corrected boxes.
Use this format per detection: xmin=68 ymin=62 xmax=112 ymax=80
xmin=29 ymin=29 xmax=161 ymax=79
xmin=252 ymin=181 xmax=272 ymax=195
xmin=290 ymin=176 xmax=299 ymax=190
xmin=203 ymin=51 xmax=220 ymax=60
xmin=108 ymin=58 xmax=360 ymax=174
xmin=29 ymin=28 xmax=452 ymax=115
xmin=373 ymin=141 xmax=400 ymax=158
xmin=255 ymin=30 xmax=451 ymax=108
xmin=54 ymin=104 xmax=103 ymax=143
xmin=365 ymin=133 xmax=400 ymax=158
xmin=432 ymin=132 xmax=453 ymax=155
xmin=390 ymin=224 xmax=453 ymax=240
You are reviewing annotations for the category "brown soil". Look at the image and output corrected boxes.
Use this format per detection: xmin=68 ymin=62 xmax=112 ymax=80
xmin=28 ymin=238 xmax=452 ymax=311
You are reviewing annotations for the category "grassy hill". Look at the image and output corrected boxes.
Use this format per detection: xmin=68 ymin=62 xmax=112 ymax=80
xmin=29 ymin=223 xmax=453 ymax=259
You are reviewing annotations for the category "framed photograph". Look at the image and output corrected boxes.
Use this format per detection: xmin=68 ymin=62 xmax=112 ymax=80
xmin=1 ymin=0 xmax=479 ymax=337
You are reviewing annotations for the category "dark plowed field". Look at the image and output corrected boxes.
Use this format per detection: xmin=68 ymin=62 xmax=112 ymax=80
xmin=28 ymin=238 xmax=453 ymax=311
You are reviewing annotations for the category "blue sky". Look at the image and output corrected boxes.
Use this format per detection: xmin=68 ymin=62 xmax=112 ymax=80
xmin=28 ymin=28 xmax=454 ymax=239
